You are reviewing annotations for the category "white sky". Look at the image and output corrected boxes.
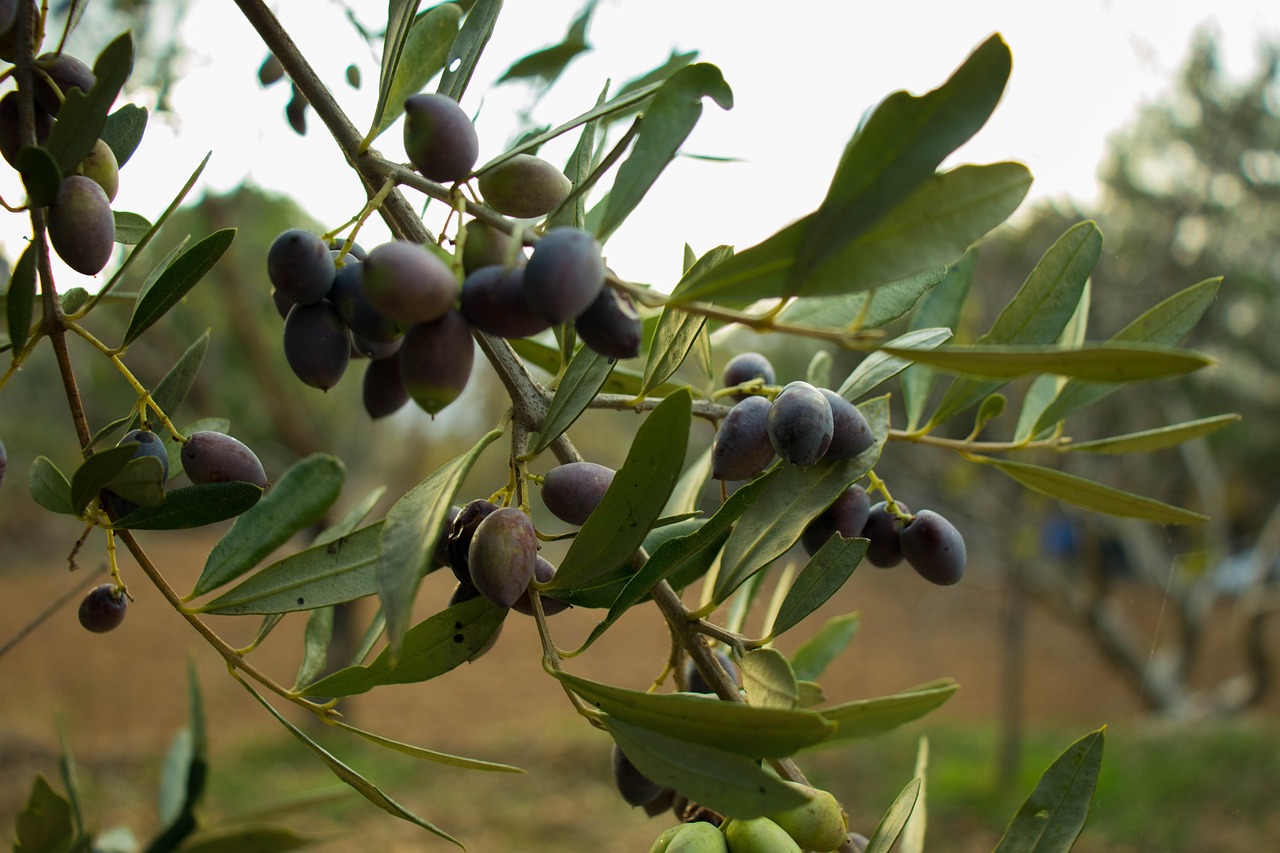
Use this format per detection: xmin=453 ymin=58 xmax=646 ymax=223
xmin=4 ymin=0 xmax=1279 ymax=290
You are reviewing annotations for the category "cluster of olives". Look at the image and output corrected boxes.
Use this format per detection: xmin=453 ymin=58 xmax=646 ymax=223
xmin=712 ymin=353 xmax=875 ymax=480
xmin=637 ymin=776 xmax=850 ymax=853
xmin=803 ymin=485 xmax=967 ymax=585
xmin=0 ymin=14 xmax=120 ymax=276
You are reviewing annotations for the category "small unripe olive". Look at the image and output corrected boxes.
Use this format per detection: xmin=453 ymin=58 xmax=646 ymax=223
xmin=477 ymin=153 xmax=572 ymax=218
xmin=75 ymin=138 xmax=119 ymax=201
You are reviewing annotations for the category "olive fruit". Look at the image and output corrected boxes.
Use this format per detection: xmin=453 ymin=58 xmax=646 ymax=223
xmin=0 ymin=1 xmax=35 ymax=62
xmin=78 ymin=584 xmax=127 ymax=633
xmin=362 ymin=354 xmax=409 ymax=419
xmin=477 ymin=153 xmax=572 ymax=218
xmin=328 ymin=259 xmax=401 ymax=344
xmin=446 ymin=499 xmax=499 ymax=585
xmin=48 ymin=175 xmax=115 ymax=275
xmin=574 ymin=287 xmax=642 ymax=360
xmin=522 ymin=226 xmax=605 ymax=324
xmin=0 ymin=90 xmax=53 ymax=167
xmin=0 ymin=0 xmax=15 ymax=35
xmin=75 ymin=138 xmax=119 ymax=201
xmin=283 ymin=301 xmax=351 ymax=391
xmin=711 ymin=396 xmax=774 ymax=481
xmin=541 ymin=461 xmax=615 ymax=525
xmin=723 ymin=817 xmax=801 ymax=853
xmin=511 ymin=556 xmax=570 ymax=617
xmin=460 ymin=265 xmax=550 ymax=339
xmin=650 ymin=825 xmax=683 ymax=853
xmin=862 ymin=500 xmax=909 ymax=568
xmin=285 ymin=83 xmax=307 ymax=134
xmin=766 ymin=782 xmax=848 ymax=852
xmin=33 ymin=52 xmax=95 ymax=116
xmin=820 ymin=389 xmax=875 ymax=460
xmin=900 ymin=509 xmax=967 ymax=585
xmin=181 ymin=431 xmax=268 ymax=488
xmin=467 ymin=507 xmax=538 ymax=609
xmin=257 ymin=53 xmax=284 ymax=87
xmin=768 ymin=381 xmax=834 ymax=469
xmin=403 ymin=92 xmax=479 ymax=183
xmin=612 ymin=743 xmax=666 ymax=806
xmin=0 ymin=436 xmax=6 ymax=489
xmin=101 ymin=429 xmax=169 ymax=521
xmin=800 ymin=485 xmax=871 ymax=556
xmin=665 ymin=821 xmax=728 ymax=853
xmin=461 ymin=219 xmax=521 ymax=273
xmin=683 ymin=648 xmax=740 ymax=694
xmin=722 ymin=352 xmax=775 ymax=401
xmin=362 ymin=240 xmax=457 ymax=326
xmin=268 ymin=229 xmax=335 ymax=306
xmin=399 ymin=311 xmax=474 ymax=415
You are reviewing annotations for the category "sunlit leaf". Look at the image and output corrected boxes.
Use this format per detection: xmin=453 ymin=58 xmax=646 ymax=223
xmin=815 ymin=680 xmax=959 ymax=745
xmin=550 ymin=390 xmax=691 ymax=589
xmin=778 ymin=267 xmax=946 ymax=332
xmin=602 ymin=716 xmax=808 ymax=819
xmin=192 ymin=454 xmax=346 ymax=597
xmin=865 ymin=778 xmax=922 ymax=853
xmin=741 ymin=648 xmax=798 ymax=710
xmin=124 ymin=228 xmax=236 ymax=345
xmin=973 ymin=456 xmax=1207 ymax=524
xmin=991 ymin=728 xmax=1104 ymax=853
xmin=836 ymin=327 xmax=951 ymax=402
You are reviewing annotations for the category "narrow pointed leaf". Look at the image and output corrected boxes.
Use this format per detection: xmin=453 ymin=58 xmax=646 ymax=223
xmin=325 ymin=718 xmax=523 ymax=773
xmin=100 ymin=103 xmax=148 ymax=167
xmin=196 ymin=523 xmax=383 ymax=615
xmin=639 ymin=246 xmax=733 ymax=396
xmin=373 ymin=4 xmax=462 ymax=138
xmin=549 ymin=390 xmax=691 ymax=589
xmin=369 ymin=0 xmax=424 ymax=141
xmin=234 ymin=674 xmax=463 ymax=847
xmin=124 ymin=228 xmax=235 ymax=345
xmin=7 ymin=244 xmax=36 ymax=353
xmin=900 ymin=738 xmax=930 ymax=853
xmin=437 ymin=0 xmax=502 ymax=101
xmin=1065 ymin=413 xmax=1241 ymax=455
xmin=192 ymin=454 xmax=346 ymax=597
xmin=379 ymin=429 xmax=501 ymax=657
xmin=884 ymin=343 xmax=1211 ymax=381
xmin=836 ymin=327 xmax=951 ymax=402
xmin=903 ymin=251 xmax=976 ymax=429
xmin=770 ymin=535 xmax=868 ymax=638
xmin=107 ymin=481 xmax=262 ymax=530
xmin=789 ymin=612 xmax=860 ymax=682
xmin=70 ymin=444 xmax=142 ymax=515
xmin=741 ymin=648 xmax=799 ymax=710
xmin=313 ymin=486 xmax=386 ymax=547
xmin=597 ymin=63 xmax=732 ymax=242
xmin=973 ymin=456 xmax=1207 ymax=524
xmin=714 ymin=397 xmax=889 ymax=603
xmin=1033 ymin=277 xmax=1222 ymax=433
xmin=865 ymin=778 xmax=922 ymax=853
xmin=113 ymin=211 xmax=152 ymax=245
xmin=292 ymin=606 xmax=335 ymax=691
xmin=533 ymin=347 xmax=615 ymax=453
xmin=28 ymin=457 xmax=74 ymax=515
xmin=496 ymin=0 xmax=594 ymax=86
xmin=45 ymin=32 xmax=134 ymax=173
xmin=509 ymin=336 xmax=682 ymax=397
xmin=816 ymin=680 xmax=959 ymax=744
xmin=547 ymin=83 xmax=606 ymax=230
xmin=130 ymin=330 xmax=209 ymax=433
xmin=556 ymin=670 xmax=834 ymax=757
xmin=927 ymin=221 xmax=1100 ymax=427
xmin=301 ymin=596 xmax=507 ymax=698
xmin=992 ymin=728 xmax=1105 ymax=853
xmin=778 ymin=266 xmax=946 ymax=332
xmin=791 ymin=34 xmax=1011 ymax=291
xmin=603 ymin=716 xmax=807 ymax=819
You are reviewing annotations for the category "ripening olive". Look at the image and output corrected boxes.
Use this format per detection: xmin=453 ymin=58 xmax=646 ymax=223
xmin=461 ymin=219 xmax=521 ymax=273
xmin=574 ymin=287 xmax=642 ymax=360
xmin=460 ymin=265 xmax=550 ymax=339
xmin=78 ymin=584 xmax=127 ymax=633
xmin=522 ymin=227 xmax=605 ymax=324
xmin=329 ymin=259 xmax=401 ymax=344
xmin=283 ymin=301 xmax=351 ymax=391
xmin=711 ymin=396 xmax=775 ymax=481
xmin=101 ymin=429 xmax=169 ymax=522
xmin=403 ymin=93 xmax=479 ymax=183
xmin=48 ymin=175 xmax=115 ymax=275
xmin=181 ymin=431 xmax=268 ymax=488
xmin=511 ymin=555 xmax=570 ymax=616
xmin=477 ymin=153 xmax=572 ymax=218
xmin=33 ymin=52 xmax=94 ymax=117
xmin=900 ymin=509 xmax=967 ymax=585
xmin=446 ymin=499 xmax=499 ymax=585
xmin=362 ymin=240 xmax=458 ymax=326
xmin=612 ymin=743 xmax=666 ymax=807
xmin=541 ymin=461 xmax=615 ymax=526
xmin=361 ymin=354 xmax=410 ymax=419
xmin=862 ymin=500 xmax=909 ymax=568
xmin=467 ymin=507 xmax=538 ymax=609
xmin=268 ymin=229 xmax=335 ymax=306
xmin=722 ymin=352 xmax=775 ymax=401
xmin=768 ymin=381 xmax=833 ymax=469
xmin=819 ymin=388 xmax=875 ymax=460
xmin=0 ymin=90 xmax=53 ymax=167
xmin=399 ymin=311 xmax=474 ymax=415
xmin=683 ymin=648 xmax=740 ymax=695
xmin=800 ymin=485 xmax=871 ymax=556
